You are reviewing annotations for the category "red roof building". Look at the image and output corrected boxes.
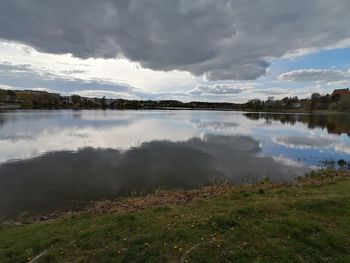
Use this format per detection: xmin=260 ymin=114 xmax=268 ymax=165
xmin=332 ymin=88 xmax=350 ymax=98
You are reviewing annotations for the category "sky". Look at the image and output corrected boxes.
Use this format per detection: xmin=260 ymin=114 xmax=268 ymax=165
xmin=0 ymin=0 xmax=350 ymax=102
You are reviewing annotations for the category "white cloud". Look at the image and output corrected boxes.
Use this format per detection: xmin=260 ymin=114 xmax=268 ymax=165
xmin=274 ymin=136 xmax=335 ymax=149
xmin=279 ymin=68 xmax=350 ymax=82
xmin=0 ymin=42 xmax=199 ymax=93
xmin=72 ymin=89 xmax=138 ymax=100
xmin=274 ymin=135 xmax=350 ymax=155
xmin=187 ymin=83 xmax=255 ymax=96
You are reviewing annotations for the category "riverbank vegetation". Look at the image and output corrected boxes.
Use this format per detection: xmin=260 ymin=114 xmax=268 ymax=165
xmin=1 ymin=87 xmax=350 ymax=112
xmin=1 ymin=170 xmax=350 ymax=262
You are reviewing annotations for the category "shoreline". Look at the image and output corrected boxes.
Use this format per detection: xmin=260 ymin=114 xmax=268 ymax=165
xmin=1 ymin=169 xmax=350 ymax=262
xmin=84 ymin=169 xmax=350 ymax=215
xmin=1 ymin=169 xmax=350 ymax=225
xmin=1 ymin=105 xmax=349 ymax=114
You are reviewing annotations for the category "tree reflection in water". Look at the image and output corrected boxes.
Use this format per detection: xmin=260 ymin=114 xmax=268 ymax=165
xmin=244 ymin=113 xmax=350 ymax=137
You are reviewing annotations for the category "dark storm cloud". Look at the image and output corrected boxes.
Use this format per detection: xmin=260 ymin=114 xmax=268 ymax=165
xmin=1 ymin=1 xmax=350 ymax=80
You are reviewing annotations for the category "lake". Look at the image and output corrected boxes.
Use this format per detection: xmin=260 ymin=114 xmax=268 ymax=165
xmin=0 ymin=110 xmax=349 ymax=220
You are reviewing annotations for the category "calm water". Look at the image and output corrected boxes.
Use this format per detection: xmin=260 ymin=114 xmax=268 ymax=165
xmin=0 ymin=110 xmax=350 ymax=219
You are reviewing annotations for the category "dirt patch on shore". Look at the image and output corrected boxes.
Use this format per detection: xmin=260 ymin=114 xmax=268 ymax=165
xmin=86 ymin=180 xmax=282 ymax=215
xmin=86 ymin=170 xmax=350 ymax=215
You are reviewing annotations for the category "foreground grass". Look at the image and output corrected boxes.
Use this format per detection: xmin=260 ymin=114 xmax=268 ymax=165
xmin=1 ymin=171 xmax=350 ymax=263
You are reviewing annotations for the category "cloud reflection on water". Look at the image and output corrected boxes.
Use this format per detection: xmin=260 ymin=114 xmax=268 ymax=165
xmin=0 ymin=134 xmax=306 ymax=219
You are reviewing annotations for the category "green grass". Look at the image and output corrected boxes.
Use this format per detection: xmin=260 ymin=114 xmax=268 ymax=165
xmin=1 ymin=171 xmax=350 ymax=262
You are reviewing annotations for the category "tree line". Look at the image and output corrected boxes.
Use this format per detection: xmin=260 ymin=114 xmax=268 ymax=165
xmin=1 ymin=88 xmax=350 ymax=112
xmin=239 ymin=92 xmax=350 ymax=112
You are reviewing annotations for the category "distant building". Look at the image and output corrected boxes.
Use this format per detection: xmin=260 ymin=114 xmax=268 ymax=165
xmin=332 ymin=88 xmax=350 ymax=99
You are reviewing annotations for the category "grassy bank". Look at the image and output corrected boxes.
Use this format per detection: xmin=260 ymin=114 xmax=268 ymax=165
xmin=1 ymin=170 xmax=350 ymax=262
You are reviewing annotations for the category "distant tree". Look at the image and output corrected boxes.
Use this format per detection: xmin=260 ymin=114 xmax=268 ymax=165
xmin=320 ymin=94 xmax=332 ymax=104
xmin=311 ymin=93 xmax=321 ymax=100
xmin=273 ymin=100 xmax=283 ymax=110
xmin=32 ymin=92 xmax=59 ymax=108
xmin=304 ymin=100 xmax=311 ymax=111
xmin=7 ymin=90 xmax=17 ymax=101
xmin=329 ymin=102 xmax=338 ymax=111
xmin=337 ymin=95 xmax=350 ymax=112
xmin=246 ymin=99 xmax=263 ymax=111
xmin=282 ymin=97 xmax=290 ymax=105
xmin=0 ymin=89 xmax=7 ymax=102
xmin=292 ymin=96 xmax=299 ymax=103
xmin=266 ymin=96 xmax=275 ymax=102
xmin=71 ymin=95 xmax=81 ymax=105
xmin=310 ymin=93 xmax=321 ymax=110
xmin=101 ymin=96 xmax=107 ymax=109
xmin=329 ymin=95 xmax=350 ymax=112
xmin=19 ymin=92 xmax=33 ymax=108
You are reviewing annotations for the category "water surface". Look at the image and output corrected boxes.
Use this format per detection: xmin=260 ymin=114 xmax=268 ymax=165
xmin=0 ymin=110 xmax=349 ymax=219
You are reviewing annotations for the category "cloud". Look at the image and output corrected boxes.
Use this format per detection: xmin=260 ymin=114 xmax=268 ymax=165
xmin=1 ymin=1 xmax=350 ymax=80
xmin=0 ymin=135 xmax=306 ymax=218
xmin=279 ymin=69 xmax=350 ymax=82
xmin=0 ymin=42 xmax=200 ymax=93
xmin=192 ymin=120 xmax=239 ymax=131
xmin=188 ymin=83 xmax=256 ymax=96
xmin=0 ymin=61 xmax=142 ymax=98
xmin=72 ymin=89 xmax=138 ymax=99
xmin=274 ymin=135 xmax=350 ymax=155
xmin=274 ymin=136 xmax=335 ymax=149
xmin=253 ymin=88 xmax=290 ymax=96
